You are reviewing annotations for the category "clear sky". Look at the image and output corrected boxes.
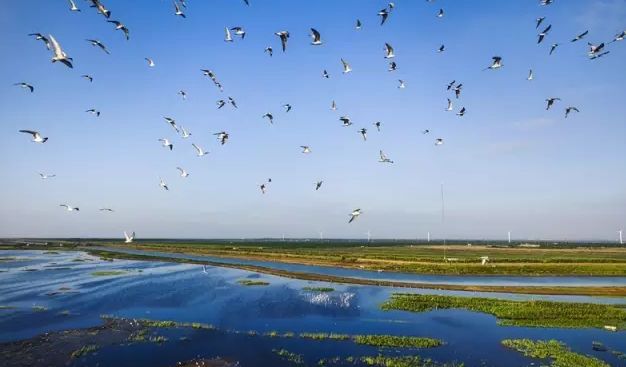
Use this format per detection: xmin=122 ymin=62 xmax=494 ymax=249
xmin=0 ymin=0 xmax=624 ymax=241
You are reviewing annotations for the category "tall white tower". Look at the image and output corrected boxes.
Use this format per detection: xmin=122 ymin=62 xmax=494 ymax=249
xmin=508 ymin=231 xmax=511 ymax=244
xmin=620 ymin=230 xmax=623 ymax=245
xmin=427 ymin=232 xmax=431 ymax=243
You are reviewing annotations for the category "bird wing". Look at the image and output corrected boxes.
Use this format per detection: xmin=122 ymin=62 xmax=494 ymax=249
xmin=48 ymin=34 xmax=64 ymax=58
xmin=19 ymin=129 xmax=37 ymax=136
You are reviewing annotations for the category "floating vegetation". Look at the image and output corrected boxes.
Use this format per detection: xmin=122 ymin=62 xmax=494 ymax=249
xmin=0 ymin=305 xmax=16 ymax=310
xmin=70 ymin=344 xmax=98 ymax=359
xmin=502 ymin=339 xmax=610 ymax=367
xmin=58 ymin=310 xmax=71 ymax=316
xmin=360 ymin=355 xmax=462 ymax=367
xmin=302 ymin=287 xmax=335 ymax=292
xmin=299 ymin=332 xmax=350 ymax=340
xmin=354 ymin=335 xmax=443 ymax=348
xmin=149 ymin=335 xmax=168 ymax=343
xmin=32 ymin=305 xmax=47 ymax=312
xmin=140 ymin=320 xmax=177 ymax=328
xmin=0 ymin=257 xmax=16 ymax=262
xmin=91 ymin=270 xmax=127 ymax=277
xmin=237 ymin=279 xmax=270 ymax=286
xmin=128 ymin=329 xmax=148 ymax=342
xmin=272 ymin=348 xmax=304 ymax=365
xmin=382 ymin=294 xmax=626 ymax=329
xmin=43 ymin=251 xmax=59 ymax=254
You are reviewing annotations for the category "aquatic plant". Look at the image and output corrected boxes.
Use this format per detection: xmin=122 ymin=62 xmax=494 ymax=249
xmin=70 ymin=344 xmax=99 ymax=358
xmin=237 ymin=279 xmax=270 ymax=286
xmin=302 ymin=287 xmax=335 ymax=292
xmin=0 ymin=305 xmax=16 ymax=310
xmin=354 ymin=334 xmax=442 ymax=348
xmin=272 ymin=348 xmax=304 ymax=365
xmin=502 ymin=339 xmax=609 ymax=367
xmin=360 ymin=355 xmax=462 ymax=367
xmin=382 ymin=294 xmax=626 ymax=329
xmin=149 ymin=335 xmax=168 ymax=343
xmin=58 ymin=310 xmax=71 ymax=316
xmin=32 ymin=305 xmax=47 ymax=312
xmin=299 ymin=332 xmax=350 ymax=340
xmin=90 ymin=270 xmax=127 ymax=276
xmin=128 ymin=329 xmax=148 ymax=342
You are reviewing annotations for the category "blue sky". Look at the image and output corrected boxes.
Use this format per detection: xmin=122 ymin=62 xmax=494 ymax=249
xmin=0 ymin=0 xmax=624 ymax=241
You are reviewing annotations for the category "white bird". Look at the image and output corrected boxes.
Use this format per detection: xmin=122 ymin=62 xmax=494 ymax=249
xmin=378 ymin=150 xmax=394 ymax=163
xmin=331 ymin=100 xmax=337 ymax=111
xmin=14 ymin=82 xmax=34 ymax=93
xmin=85 ymin=108 xmax=101 ymax=117
xmin=587 ymin=42 xmax=605 ymax=57
xmin=202 ymin=265 xmax=208 ymax=274
xmin=145 ymin=58 xmax=155 ymax=67
xmin=262 ymin=113 xmax=274 ymax=124
xmin=537 ymin=24 xmax=552 ymax=44
xmin=158 ymin=138 xmax=173 ymax=151
xmin=60 ymin=204 xmax=79 ymax=212
xmin=224 ymin=27 xmax=233 ymax=42
xmin=527 ymin=69 xmax=534 ymax=81
xmin=571 ymin=30 xmax=588 ymax=42
xmin=68 ymin=0 xmax=80 ymax=12
xmin=356 ymin=19 xmax=362 ymax=30
xmin=214 ymin=131 xmax=229 ymax=145
xmin=422 ymin=129 xmax=430 ymax=134
xmin=86 ymin=39 xmax=110 ymax=54
xmin=107 ymin=20 xmax=130 ymax=40
xmin=549 ymin=43 xmax=559 ymax=55
xmin=339 ymin=116 xmax=352 ymax=127
xmin=610 ymin=31 xmax=625 ymax=43
xmin=536 ymin=17 xmax=545 ymax=29
xmin=39 ymin=173 xmax=56 ymax=179
xmin=545 ymin=97 xmax=560 ymax=110
xmin=438 ymin=44 xmax=445 ymax=53
xmin=484 ymin=56 xmax=502 ymax=70
xmin=378 ymin=8 xmax=389 ymax=25
xmin=437 ymin=8 xmax=444 ymax=18
xmin=259 ymin=183 xmax=267 ymax=194
xmin=159 ymin=178 xmax=169 ymax=191
xmin=310 ymin=28 xmax=322 ymax=45
xmin=164 ymin=117 xmax=180 ymax=133
xmin=398 ymin=80 xmax=406 ymax=89
xmin=173 ymin=1 xmax=186 ymax=17
xmin=99 ymin=208 xmax=114 ymax=212
xmin=323 ymin=69 xmax=330 ymax=78
xmin=180 ymin=126 xmax=191 ymax=138
xmin=177 ymin=167 xmax=190 ymax=177
xmin=231 ymin=27 xmax=246 ymax=39
xmin=178 ymin=90 xmax=187 ymax=100
xmin=373 ymin=121 xmax=382 ymax=131
xmin=283 ymin=104 xmax=292 ymax=113
xmin=341 ymin=58 xmax=352 ymax=73
xmin=358 ymin=128 xmax=367 ymax=141
xmin=192 ymin=143 xmax=208 ymax=157
xmin=275 ymin=31 xmax=289 ymax=52
xmin=264 ymin=47 xmax=273 ymax=57
xmin=348 ymin=209 xmax=361 ymax=223
xmin=435 ymin=138 xmax=444 ymax=146
xmin=91 ymin=0 xmax=111 ymax=18
xmin=445 ymin=98 xmax=453 ymax=111
xmin=228 ymin=97 xmax=238 ymax=108
xmin=49 ymin=34 xmax=73 ymax=68
xmin=384 ymin=43 xmax=395 ymax=58
xmin=19 ymin=130 xmax=48 ymax=143
xmin=28 ymin=33 xmax=50 ymax=50
xmin=315 ymin=181 xmax=323 ymax=191
xmin=456 ymin=107 xmax=466 ymax=117
xmin=124 ymin=231 xmax=135 ymax=243
xmin=300 ymin=145 xmax=311 ymax=154
xmin=388 ymin=61 xmax=397 ymax=72
xmin=81 ymin=74 xmax=93 ymax=82
xmin=564 ymin=106 xmax=580 ymax=118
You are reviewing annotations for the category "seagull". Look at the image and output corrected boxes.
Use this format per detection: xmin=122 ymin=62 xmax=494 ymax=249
xmin=81 ymin=74 xmax=93 ymax=82
xmin=358 ymin=128 xmax=367 ymax=141
xmin=589 ymin=51 xmax=610 ymax=60
xmin=28 ymin=33 xmax=50 ymax=50
xmin=564 ymin=106 xmax=580 ymax=118
xmin=145 ymin=58 xmax=155 ymax=67
xmin=178 ymin=90 xmax=187 ymax=100
xmin=537 ymin=24 xmax=552 ymax=44
xmin=158 ymin=138 xmax=173 ymax=150
xmin=331 ymin=100 xmax=337 ymax=111
xmin=545 ymin=97 xmax=561 ymax=110
xmin=259 ymin=183 xmax=267 ymax=194
xmin=437 ymin=44 xmax=445 ymax=53
xmin=231 ymin=27 xmax=246 ymax=39
xmin=445 ymin=98 xmax=453 ymax=111
xmin=323 ymin=70 xmax=330 ymax=78
xmin=484 ymin=56 xmax=502 ymax=70
xmin=264 ymin=47 xmax=273 ymax=57
xmin=201 ymin=69 xmax=223 ymax=91
xmin=90 ymin=0 xmax=111 ymax=18
xmin=384 ymin=43 xmax=395 ymax=58
xmin=176 ymin=167 xmax=190 ymax=177
xmin=378 ymin=8 xmax=389 ymax=25
xmin=587 ymin=42 xmax=605 ymax=57
xmin=378 ymin=150 xmax=393 ymax=163
xmin=341 ymin=58 xmax=352 ymax=73
xmin=173 ymin=1 xmax=186 ymax=18
xmin=216 ymin=100 xmax=226 ymax=109
xmin=571 ymin=30 xmax=588 ymax=42
xmin=228 ymin=96 xmax=238 ymax=108
xmin=179 ymin=0 xmax=187 ymax=8
xmin=60 ymin=204 xmax=79 ymax=212
xmin=14 ymin=82 xmax=34 ymax=93
xmin=446 ymin=80 xmax=456 ymax=91
xmin=214 ymin=131 xmax=229 ymax=145
xmin=373 ymin=121 xmax=381 ymax=131
xmin=435 ymin=138 xmax=444 ymax=146
xmin=224 ymin=27 xmax=233 ymax=42
xmin=610 ymin=31 xmax=625 ymax=43
xmin=283 ymin=104 xmax=292 ymax=113
xmin=398 ymin=80 xmax=406 ymax=89
xmin=388 ymin=61 xmax=397 ymax=71
xmin=39 ymin=173 xmax=56 ymax=179
xmin=124 ymin=231 xmax=135 ymax=243
xmin=454 ymin=84 xmax=463 ymax=99
xmin=422 ymin=129 xmax=430 ymax=134
xmin=49 ymin=35 xmax=73 ymax=68
xmin=108 ymin=21 xmax=129 ymax=40
xmin=540 ymin=0 xmax=554 ymax=5
xmin=262 ymin=113 xmax=274 ymax=124
xmin=527 ymin=69 xmax=534 ymax=81
xmin=180 ymin=126 xmax=191 ymax=138
xmin=456 ymin=107 xmax=466 ymax=117
xmin=19 ymin=130 xmax=48 ymax=143
xmin=86 ymin=39 xmax=110 ymax=54
xmin=275 ymin=31 xmax=289 ymax=52
xmin=339 ymin=116 xmax=352 ymax=127
xmin=356 ymin=19 xmax=362 ymax=30
xmin=85 ymin=109 xmax=101 ymax=117
xmin=202 ymin=265 xmax=208 ymax=274
xmin=436 ymin=8 xmax=444 ymax=18
xmin=549 ymin=43 xmax=559 ymax=55
xmin=159 ymin=178 xmax=169 ymax=191
xmin=348 ymin=209 xmax=361 ymax=223
xmin=68 ymin=0 xmax=80 ymax=12
xmin=315 ymin=181 xmax=323 ymax=191
xmin=300 ymin=145 xmax=311 ymax=154
xmin=535 ymin=17 xmax=545 ymax=29
xmin=164 ymin=117 xmax=179 ymax=133
xmin=310 ymin=28 xmax=322 ymax=45
xmin=99 ymin=208 xmax=114 ymax=212
xmin=243 ymin=0 xmax=249 ymax=5
xmin=192 ymin=143 xmax=208 ymax=157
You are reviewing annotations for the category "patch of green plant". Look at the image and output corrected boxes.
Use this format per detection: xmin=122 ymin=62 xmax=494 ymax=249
xmin=299 ymin=332 xmax=350 ymax=340
xmin=0 ymin=305 xmax=16 ymax=310
xmin=381 ymin=294 xmax=626 ymax=329
xmin=237 ymin=279 xmax=270 ymax=286
xmin=272 ymin=348 xmax=304 ymax=365
xmin=140 ymin=320 xmax=177 ymax=328
xmin=149 ymin=335 xmax=168 ymax=343
xmin=32 ymin=305 xmax=47 ymax=312
xmin=354 ymin=334 xmax=443 ymax=348
xmin=360 ymin=355 xmax=462 ymax=367
xmin=91 ymin=270 xmax=127 ymax=276
xmin=303 ymin=287 xmax=335 ymax=292
xmin=58 ymin=310 xmax=71 ymax=316
xmin=71 ymin=344 xmax=98 ymax=359
xmin=43 ymin=251 xmax=59 ymax=254
xmin=502 ymin=339 xmax=609 ymax=367
xmin=128 ymin=329 xmax=148 ymax=342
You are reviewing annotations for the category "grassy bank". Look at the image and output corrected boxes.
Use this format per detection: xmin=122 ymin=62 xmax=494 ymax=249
xmin=237 ymin=279 xmax=270 ymax=286
xmin=381 ymin=294 xmax=626 ymax=329
xmin=502 ymin=339 xmax=609 ymax=367
xmin=354 ymin=335 xmax=442 ymax=348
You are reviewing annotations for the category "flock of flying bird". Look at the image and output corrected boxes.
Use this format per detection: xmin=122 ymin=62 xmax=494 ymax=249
xmin=13 ymin=0 xmax=625 ymax=239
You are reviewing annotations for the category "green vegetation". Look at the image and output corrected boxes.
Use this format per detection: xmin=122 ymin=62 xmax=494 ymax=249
xmin=149 ymin=335 xmax=168 ymax=343
xmin=354 ymin=335 xmax=442 ymax=348
xmin=58 ymin=310 xmax=71 ymax=316
xmin=360 ymin=355 xmax=463 ymax=367
xmin=70 ymin=344 xmax=98 ymax=358
xmin=43 ymin=251 xmax=59 ymax=254
xmin=502 ymin=339 xmax=609 ymax=367
xmin=32 ymin=305 xmax=47 ymax=312
xmin=90 ymin=270 xmax=127 ymax=277
xmin=299 ymin=332 xmax=350 ymax=340
xmin=303 ymin=286 xmax=335 ymax=292
xmin=128 ymin=329 xmax=148 ymax=342
xmin=382 ymin=294 xmax=626 ymax=329
xmin=237 ymin=279 xmax=270 ymax=286
xmin=140 ymin=320 xmax=177 ymax=328
xmin=0 ymin=305 xmax=16 ymax=310
xmin=272 ymin=348 xmax=304 ymax=365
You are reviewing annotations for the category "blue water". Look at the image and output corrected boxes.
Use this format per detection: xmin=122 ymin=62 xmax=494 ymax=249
xmin=1 ymin=250 xmax=625 ymax=367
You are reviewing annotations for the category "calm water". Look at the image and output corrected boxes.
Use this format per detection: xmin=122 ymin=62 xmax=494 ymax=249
xmin=1 ymin=250 xmax=625 ymax=367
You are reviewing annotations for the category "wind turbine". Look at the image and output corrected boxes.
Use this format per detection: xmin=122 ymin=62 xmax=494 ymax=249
xmin=366 ymin=230 xmax=371 ymax=243
xmin=508 ymin=231 xmax=511 ymax=244
xmin=619 ymin=230 xmax=623 ymax=245
xmin=427 ymin=232 xmax=431 ymax=243
xmin=319 ymin=231 xmax=324 ymax=241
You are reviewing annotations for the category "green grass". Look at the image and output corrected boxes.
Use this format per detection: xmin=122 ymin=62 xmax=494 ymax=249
xmin=354 ymin=334 xmax=443 ymax=348
xmin=381 ymin=294 xmax=626 ymax=329
xmin=90 ymin=270 xmax=127 ymax=276
xmin=272 ymin=348 xmax=304 ymax=365
xmin=502 ymin=339 xmax=609 ymax=367
xmin=149 ymin=335 xmax=168 ymax=343
xmin=299 ymin=332 xmax=350 ymax=340
xmin=32 ymin=305 xmax=47 ymax=312
xmin=0 ymin=305 xmax=16 ymax=310
xmin=140 ymin=320 xmax=177 ymax=327
xmin=360 ymin=355 xmax=463 ymax=367
xmin=70 ymin=344 xmax=99 ymax=359
xmin=303 ymin=287 xmax=335 ymax=292
xmin=237 ymin=279 xmax=270 ymax=286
